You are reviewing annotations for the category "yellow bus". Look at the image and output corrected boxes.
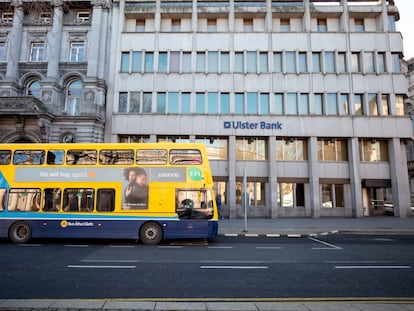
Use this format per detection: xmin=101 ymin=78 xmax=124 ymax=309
xmin=0 ymin=143 xmax=218 ymax=244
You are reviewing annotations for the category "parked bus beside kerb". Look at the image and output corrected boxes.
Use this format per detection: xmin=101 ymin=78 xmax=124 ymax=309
xmin=0 ymin=143 xmax=218 ymax=245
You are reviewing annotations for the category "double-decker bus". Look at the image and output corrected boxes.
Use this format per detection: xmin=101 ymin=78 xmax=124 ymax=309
xmin=0 ymin=143 xmax=218 ymax=244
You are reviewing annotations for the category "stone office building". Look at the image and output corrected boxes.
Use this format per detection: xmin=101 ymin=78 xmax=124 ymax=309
xmin=0 ymin=0 xmax=110 ymax=144
xmin=106 ymin=0 xmax=412 ymax=219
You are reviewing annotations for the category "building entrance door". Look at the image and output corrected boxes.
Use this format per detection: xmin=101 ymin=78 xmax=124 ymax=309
xmin=362 ymin=179 xmax=393 ymax=216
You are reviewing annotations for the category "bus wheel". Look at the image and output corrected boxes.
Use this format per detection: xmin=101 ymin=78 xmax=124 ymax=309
xmin=9 ymin=221 xmax=32 ymax=244
xmin=139 ymin=222 xmax=163 ymax=245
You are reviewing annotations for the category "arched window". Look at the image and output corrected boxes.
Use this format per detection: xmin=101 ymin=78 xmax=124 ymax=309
xmin=27 ymin=80 xmax=41 ymax=99
xmin=65 ymin=80 xmax=83 ymax=116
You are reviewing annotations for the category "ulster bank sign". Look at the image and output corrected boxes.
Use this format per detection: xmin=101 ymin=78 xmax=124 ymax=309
xmin=223 ymin=121 xmax=282 ymax=130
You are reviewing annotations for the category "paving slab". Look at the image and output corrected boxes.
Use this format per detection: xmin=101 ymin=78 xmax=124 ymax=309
xmin=206 ymin=302 xmax=258 ymax=311
xmin=255 ymin=302 xmax=311 ymax=311
xmin=0 ymin=299 xmax=55 ymax=309
xmin=155 ymin=301 xmax=207 ymax=310
xmin=50 ymin=299 xmax=105 ymax=309
xmin=103 ymin=300 xmax=156 ymax=310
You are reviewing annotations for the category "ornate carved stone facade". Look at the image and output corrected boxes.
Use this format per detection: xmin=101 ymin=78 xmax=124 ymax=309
xmin=0 ymin=0 xmax=109 ymax=143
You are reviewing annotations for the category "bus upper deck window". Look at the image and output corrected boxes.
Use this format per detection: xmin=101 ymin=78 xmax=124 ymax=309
xmin=13 ymin=150 xmax=45 ymax=165
xmin=99 ymin=150 xmax=134 ymax=165
xmin=66 ymin=150 xmax=97 ymax=165
xmin=136 ymin=149 xmax=167 ymax=165
xmin=0 ymin=150 xmax=11 ymax=165
xmin=47 ymin=150 xmax=64 ymax=165
xmin=170 ymin=149 xmax=202 ymax=165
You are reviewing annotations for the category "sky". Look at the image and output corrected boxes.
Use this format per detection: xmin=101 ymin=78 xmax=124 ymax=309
xmin=395 ymin=0 xmax=414 ymax=59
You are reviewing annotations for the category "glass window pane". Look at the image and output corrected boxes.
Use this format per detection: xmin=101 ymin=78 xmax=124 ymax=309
xmin=314 ymin=94 xmax=323 ymax=115
xmin=341 ymin=94 xmax=349 ymax=115
xmin=132 ymin=51 xmax=142 ymax=72
xmin=235 ymin=52 xmax=244 ymax=73
xmin=235 ymin=93 xmax=244 ymax=114
xmin=130 ymin=92 xmax=140 ymax=113
xmin=221 ymin=52 xmax=230 ymax=72
xmin=168 ymin=92 xmax=179 ymax=113
xmin=300 ymin=94 xmax=309 ymax=114
xmin=182 ymin=52 xmax=192 ymax=73
xmin=351 ymin=53 xmax=360 ymax=72
xmin=325 ymin=52 xmax=335 ymax=72
xmin=221 ymin=93 xmax=230 ymax=114
xmin=157 ymin=93 xmax=166 ymax=113
xmin=354 ymin=94 xmax=363 ymax=115
xmin=143 ymin=93 xmax=152 ymax=113
xmin=158 ymin=52 xmax=168 ymax=72
xmin=285 ymin=51 xmax=295 ymax=73
xmin=182 ymin=93 xmax=191 ymax=113
xmin=327 ymin=93 xmax=337 ymax=115
xmin=259 ymin=52 xmax=268 ymax=72
xmin=121 ymin=52 xmax=130 ymax=72
xmin=170 ymin=51 xmax=180 ymax=72
xmin=208 ymin=92 xmax=218 ymax=114
xmin=196 ymin=93 xmax=205 ymax=113
xmin=196 ymin=52 xmax=205 ymax=72
xmin=378 ymin=53 xmax=385 ymax=73
xmin=338 ymin=52 xmax=346 ymax=73
xmin=145 ymin=52 xmax=154 ymax=72
xmin=246 ymin=51 xmax=257 ymax=73
xmin=274 ymin=93 xmax=283 ymax=114
xmin=260 ymin=93 xmax=269 ymax=115
xmin=381 ymin=94 xmax=389 ymax=116
xmin=246 ymin=92 xmax=257 ymax=114
xmin=286 ymin=93 xmax=297 ymax=115
xmin=273 ymin=52 xmax=282 ymax=72
xmin=208 ymin=51 xmax=219 ymax=72
xmin=312 ymin=53 xmax=321 ymax=72
xmin=364 ymin=52 xmax=374 ymax=73
xmin=299 ymin=52 xmax=307 ymax=72
xmin=396 ymin=95 xmax=404 ymax=116
xmin=367 ymin=93 xmax=378 ymax=116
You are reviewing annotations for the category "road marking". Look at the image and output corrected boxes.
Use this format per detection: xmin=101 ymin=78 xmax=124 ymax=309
xmin=266 ymin=234 xmax=281 ymax=237
xmin=335 ymin=265 xmax=411 ymax=269
xmin=200 ymin=266 xmax=268 ymax=269
xmin=309 ymin=237 xmax=342 ymax=250
xmin=81 ymin=259 xmax=141 ymax=263
xmin=65 ymin=245 xmax=89 ymax=248
xmin=245 ymin=233 xmax=259 ymax=237
xmin=109 ymin=245 xmax=136 ymax=248
xmin=158 ymin=246 xmax=183 ymax=249
xmin=18 ymin=244 xmax=42 ymax=247
xmin=68 ymin=265 xmax=136 ymax=269
xmin=256 ymin=246 xmax=283 ymax=249
xmin=208 ymin=246 xmax=234 ymax=249
xmin=287 ymin=234 xmax=302 ymax=238
xmin=224 ymin=233 xmax=238 ymax=237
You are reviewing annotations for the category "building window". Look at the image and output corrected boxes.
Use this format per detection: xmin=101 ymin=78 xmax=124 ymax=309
xmin=236 ymin=137 xmax=267 ymax=160
xmin=273 ymin=52 xmax=282 ymax=72
xmin=367 ymin=93 xmax=378 ymax=116
xmin=65 ymin=80 xmax=83 ymax=116
xmin=317 ymin=19 xmax=327 ymax=32
xmin=325 ymin=52 xmax=335 ymax=73
xmin=274 ymin=93 xmax=283 ymax=114
xmin=0 ymin=42 xmax=5 ymax=61
xmin=157 ymin=92 xmax=166 ymax=113
xmin=30 ymin=42 xmax=45 ymax=62
xmin=236 ymin=181 xmax=266 ymax=206
xmin=158 ymin=52 xmax=168 ymax=73
xmin=221 ymin=52 xmax=230 ymax=72
xmin=354 ymin=94 xmax=363 ymax=115
xmin=277 ymin=183 xmax=305 ymax=208
xmin=130 ymin=92 xmax=140 ymax=113
xmin=136 ymin=19 xmax=145 ymax=32
xmin=280 ymin=19 xmax=290 ymax=32
xmin=381 ymin=94 xmax=389 ymax=116
xmin=359 ymin=139 xmax=389 ymax=162
xmin=182 ymin=52 xmax=192 ymax=73
xmin=196 ymin=136 xmax=228 ymax=160
xmin=314 ymin=94 xmax=323 ymax=115
xmin=286 ymin=93 xmax=297 ymax=115
xmin=299 ymin=93 xmax=309 ymax=114
xmin=354 ymin=19 xmax=364 ymax=32
xmin=207 ymin=92 xmax=219 ymax=114
xmin=143 ymin=93 xmax=152 ymax=113
xmin=391 ymin=53 xmax=400 ymax=72
xmin=243 ymin=18 xmax=253 ymax=31
xmin=234 ymin=52 xmax=244 ymax=73
xmin=182 ymin=92 xmax=191 ymax=113
xmin=377 ymin=52 xmax=386 ymax=73
xmin=351 ymin=52 xmax=361 ymax=72
xmin=77 ymin=11 xmax=90 ymax=23
xmin=171 ymin=19 xmax=181 ymax=32
xmin=318 ymin=138 xmax=348 ymax=161
xmin=196 ymin=52 xmax=206 ymax=72
xmin=246 ymin=51 xmax=257 ymax=73
xmin=69 ymin=42 xmax=85 ymax=62
xmin=326 ymin=93 xmax=338 ymax=115
xmin=208 ymin=51 xmax=219 ymax=73
xmin=312 ymin=52 xmax=321 ymax=72
xmin=321 ymin=184 xmax=344 ymax=208
xmin=338 ymin=52 xmax=346 ymax=73
xmin=27 ymin=80 xmax=41 ymax=99
xmin=168 ymin=92 xmax=179 ymax=113
xmin=276 ymin=138 xmax=308 ymax=161
xmin=170 ymin=51 xmax=180 ymax=72
xmin=1 ymin=12 xmax=13 ymax=23
xmin=299 ymin=52 xmax=307 ymax=72
xmin=364 ymin=52 xmax=374 ymax=73
xmin=341 ymin=94 xmax=349 ymax=115
xmin=145 ymin=52 xmax=154 ymax=72
xmin=395 ymin=95 xmax=404 ymax=116
xmin=196 ymin=93 xmax=205 ymax=113
xmin=121 ymin=51 xmax=142 ymax=72
xmin=285 ymin=51 xmax=296 ymax=73
xmin=207 ymin=19 xmax=217 ymax=32
xmin=388 ymin=15 xmax=396 ymax=32
xmin=118 ymin=92 xmax=127 ymax=113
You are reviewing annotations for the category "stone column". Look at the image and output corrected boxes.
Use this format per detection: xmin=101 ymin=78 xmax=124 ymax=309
xmin=46 ymin=0 xmax=64 ymax=81
xmin=5 ymin=0 xmax=24 ymax=82
xmin=228 ymin=135 xmax=237 ymax=218
xmin=268 ymin=136 xmax=279 ymax=218
xmin=389 ymin=138 xmax=410 ymax=218
xmin=308 ymin=136 xmax=321 ymax=218
xmin=348 ymin=137 xmax=363 ymax=217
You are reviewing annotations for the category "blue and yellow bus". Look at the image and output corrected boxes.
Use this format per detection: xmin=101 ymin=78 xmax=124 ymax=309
xmin=0 ymin=143 xmax=218 ymax=244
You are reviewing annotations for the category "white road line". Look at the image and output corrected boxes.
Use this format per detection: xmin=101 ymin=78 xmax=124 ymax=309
xmin=109 ymin=245 xmax=136 ymax=248
xmin=245 ymin=233 xmax=259 ymax=237
xmin=68 ymin=265 xmax=136 ymax=269
xmin=81 ymin=259 xmax=140 ymax=263
xmin=335 ymin=266 xmax=411 ymax=269
xmin=18 ymin=244 xmax=42 ymax=247
xmin=224 ymin=233 xmax=238 ymax=237
xmin=157 ymin=246 xmax=183 ymax=249
xmin=287 ymin=234 xmax=302 ymax=238
xmin=208 ymin=246 xmax=234 ymax=249
xmin=65 ymin=245 xmax=89 ymax=248
xmin=256 ymin=246 xmax=283 ymax=249
xmin=200 ymin=266 xmax=268 ymax=269
xmin=266 ymin=234 xmax=281 ymax=237
xmin=309 ymin=237 xmax=342 ymax=250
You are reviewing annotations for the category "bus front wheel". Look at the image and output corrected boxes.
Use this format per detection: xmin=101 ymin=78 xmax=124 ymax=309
xmin=9 ymin=221 xmax=32 ymax=244
xmin=139 ymin=222 xmax=163 ymax=245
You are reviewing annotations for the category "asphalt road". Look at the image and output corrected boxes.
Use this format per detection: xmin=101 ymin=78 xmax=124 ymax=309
xmin=0 ymin=235 xmax=413 ymax=300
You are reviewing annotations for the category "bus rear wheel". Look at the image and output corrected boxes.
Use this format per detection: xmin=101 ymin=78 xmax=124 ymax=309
xmin=9 ymin=221 xmax=32 ymax=244
xmin=140 ymin=222 xmax=163 ymax=245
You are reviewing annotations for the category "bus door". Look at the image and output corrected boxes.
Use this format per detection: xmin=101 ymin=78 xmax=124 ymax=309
xmin=175 ymin=189 xmax=214 ymax=236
